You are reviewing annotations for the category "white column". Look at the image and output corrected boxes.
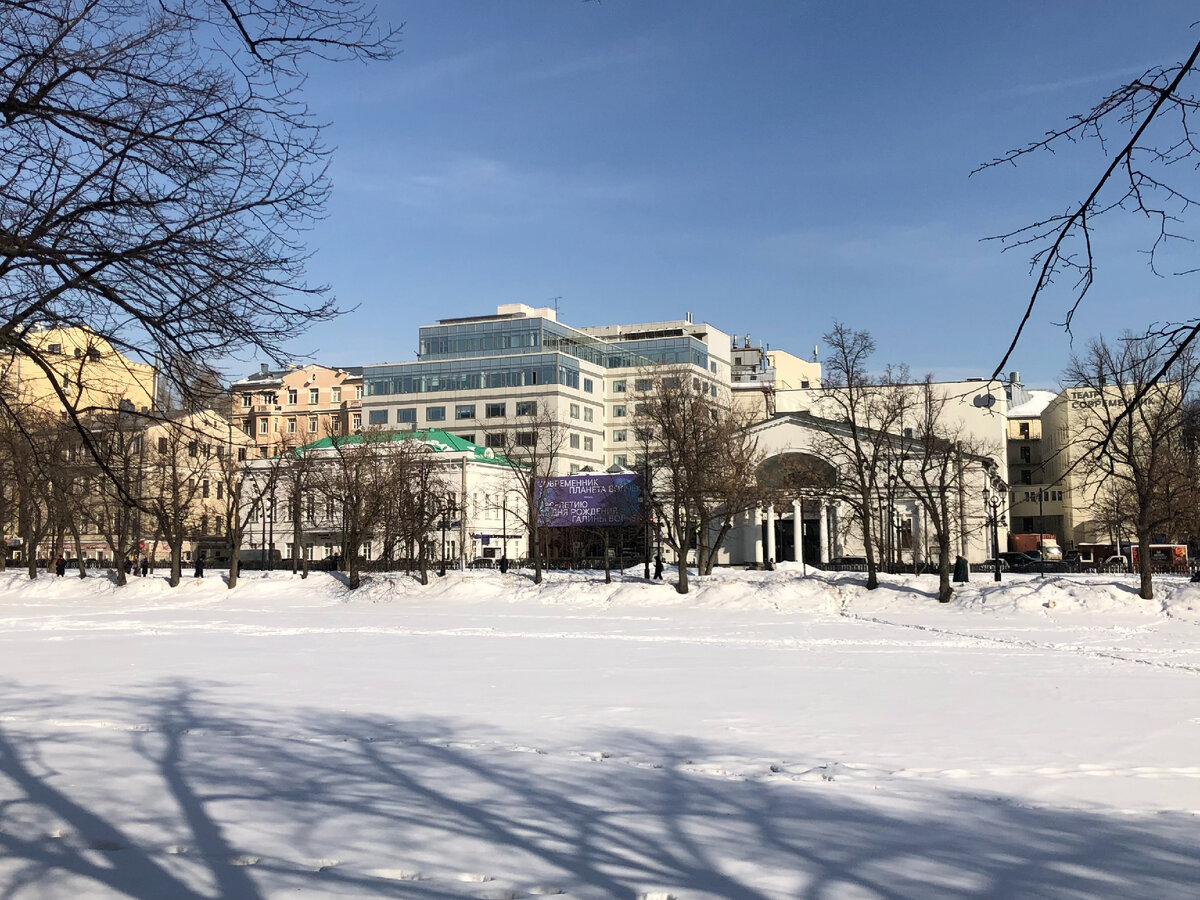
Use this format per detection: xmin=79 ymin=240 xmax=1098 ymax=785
xmin=751 ymin=505 xmax=764 ymax=565
xmin=765 ymin=504 xmax=777 ymax=565
xmin=911 ymin=504 xmax=924 ymax=566
xmin=819 ymin=500 xmax=830 ymax=564
xmin=792 ymin=499 xmax=803 ymax=563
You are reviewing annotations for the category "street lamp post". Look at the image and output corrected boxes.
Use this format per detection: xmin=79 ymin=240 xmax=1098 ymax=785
xmin=438 ymin=500 xmax=452 ymax=578
xmin=1037 ymin=488 xmax=1045 ymax=578
xmin=642 ymin=456 xmax=651 ymax=581
xmin=984 ymin=486 xmax=1003 ymax=582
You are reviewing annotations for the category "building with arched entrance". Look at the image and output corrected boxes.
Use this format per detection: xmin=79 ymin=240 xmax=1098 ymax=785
xmin=711 ymin=412 xmax=1004 ymax=568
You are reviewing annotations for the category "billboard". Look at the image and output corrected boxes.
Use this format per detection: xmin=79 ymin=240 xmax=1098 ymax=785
xmin=537 ymin=473 xmax=643 ymax=528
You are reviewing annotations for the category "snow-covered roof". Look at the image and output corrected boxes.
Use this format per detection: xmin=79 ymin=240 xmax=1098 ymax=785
xmin=1007 ymin=389 xmax=1058 ymax=419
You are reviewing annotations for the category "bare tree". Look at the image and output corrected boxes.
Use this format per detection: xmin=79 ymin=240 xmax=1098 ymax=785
xmin=816 ymin=323 xmax=908 ymax=590
xmin=499 ymin=404 xmax=569 ymax=585
xmin=312 ymin=431 xmax=400 ymax=589
xmin=84 ymin=406 xmax=148 ymax=585
xmin=894 ymin=378 xmax=994 ymax=603
xmin=0 ymin=403 xmax=61 ymax=578
xmin=1062 ymin=334 xmax=1199 ymax=599
xmin=143 ymin=416 xmax=219 ymax=586
xmin=631 ymin=367 xmax=761 ymax=592
xmin=978 ymin=33 xmax=1200 ymax=407
xmin=0 ymin=0 xmax=396 ymax=473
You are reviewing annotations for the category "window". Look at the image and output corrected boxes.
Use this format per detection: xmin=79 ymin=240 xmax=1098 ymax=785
xmin=710 ymin=361 xmax=717 ymax=373
xmin=583 ymin=436 xmax=593 ymax=452
xmin=310 ymin=388 xmax=320 ymax=404
xmin=457 ymin=433 xmax=475 ymax=445
xmin=287 ymin=417 xmax=297 ymax=434
xmin=397 ymin=408 xmax=416 ymax=425
xmin=1022 ymin=517 xmax=1035 ymax=532
xmin=201 ymin=479 xmax=210 ymax=499
xmin=187 ymin=441 xmax=197 ymax=457
xmin=200 ymin=514 xmax=208 ymax=534
xmin=263 ymin=391 xmax=277 ymax=405
xmin=634 ymin=403 xmax=647 ymax=414
xmin=635 ymin=379 xmax=652 ymax=392
xmin=426 ymin=406 xmax=446 ymax=422
xmin=613 ymin=404 xmax=626 ymax=418
xmin=569 ymin=403 xmax=580 ymax=419
xmin=237 ymin=447 xmax=247 ymax=461
xmin=331 ymin=419 xmax=341 ymax=433
xmin=355 ymin=385 xmax=364 ymax=399
xmin=368 ymin=409 xmax=389 ymax=425
xmin=613 ymin=454 xmax=628 ymax=467
xmin=800 ymin=380 xmax=810 ymax=389
xmin=456 ymin=404 xmax=476 ymax=420
xmin=583 ymin=378 xmax=594 ymax=393
xmin=352 ymin=413 xmax=362 ymax=431
xmin=613 ymin=380 xmax=626 ymax=393
xmin=242 ymin=419 xmax=252 ymax=435
xmin=242 ymin=394 xmax=252 ymax=408
xmin=570 ymin=433 xmax=580 ymax=449
xmin=157 ymin=437 xmax=168 ymax=453
xmin=583 ymin=407 xmax=594 ymax=422
xmin=287 ymin=388 xmax=298 ymax=404
xmin=217 ymin=482 xmax=224 ymax=500
xmin=47 ymin=342 xmax=61 ymax=354
xmin=1019 ymin=422 xmax=1030 ymax=438
xmin=516 ymin=432 xmax=536 ymax=447
xmin=308 ymin=416 xmax=318 ymax=433
xmin=331 ymin=386 xmax=341 ymax=402
xmin=515 ymin=400 xmax=536 ymax=416
xmin=570 ymin=464 xmax=580 ymax=475
xmin=613 ymin=429 xmax=627 ymax=442
xmin=486 ymin=403 xmax=506 ymax=418
xmin=485 ymin=433 xmax=505 ymax=448
xmin=1021 ymin=470 xmax=1032 ymax=485
xmin=1019 ymin=446 xmax=1031 ymax=463
xmin=663 ymin=376 xmax=681 ymax=390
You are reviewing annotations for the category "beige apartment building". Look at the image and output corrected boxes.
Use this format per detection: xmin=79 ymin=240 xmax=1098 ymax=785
xmin=0 ymin=325 xmax=155 ymax=415
xmin=230 ymin=363 xmax=364 ymax=457
xmin=729 ymin=336 xmax=822 ymax=419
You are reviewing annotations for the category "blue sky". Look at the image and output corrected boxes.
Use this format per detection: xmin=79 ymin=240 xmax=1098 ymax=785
xmin=274 ymin=1 xmax=1200 ymax=390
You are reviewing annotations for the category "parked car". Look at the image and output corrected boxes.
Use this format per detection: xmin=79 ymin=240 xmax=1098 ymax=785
xmin=979 ymin=558 xmax=1011 ymax=572
xmin=998 ymin=551 xmax=1039 ymax=569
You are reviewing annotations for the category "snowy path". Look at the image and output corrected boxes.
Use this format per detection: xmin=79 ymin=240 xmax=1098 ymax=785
xmin=0 ymin=568 xmax=1198 ymax=898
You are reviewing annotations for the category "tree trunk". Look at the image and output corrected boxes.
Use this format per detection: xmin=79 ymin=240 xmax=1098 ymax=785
xmin=169 ymin=537 xmax=183 ymax=587
xmin=675 ymin=549 xmax=689 ymax=594
xmin=937 ymin=534 xmax=953 ymax=603
xmin=861 ymin=494 xmax=879 ymax=590
xmin=1136 ymin=528 xmax=1154 ymax=601
xmin=71 ymin=526 xmax=86 ymax=578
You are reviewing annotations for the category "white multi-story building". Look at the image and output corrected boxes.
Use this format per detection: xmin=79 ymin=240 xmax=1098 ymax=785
xmin=361 ymin=304 xmax=733 ymax=475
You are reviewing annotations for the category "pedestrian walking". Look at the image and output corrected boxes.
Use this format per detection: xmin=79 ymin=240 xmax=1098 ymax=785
xmin=141 ymin=557 xmax=149 ymax=577
xmin=194 ymin=553 xmax=204 ymax=579
xmin=54 ymin=555 xmax=66 ymax=577
xmin=653 ymin=554 xmax=664 ymax=580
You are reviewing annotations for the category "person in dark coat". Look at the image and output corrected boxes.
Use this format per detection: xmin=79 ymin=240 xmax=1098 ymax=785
xmin=952 ymin=554 xmax=969 ymax=583
xmin=498 ymin=555 xmax=509 ymax=574
xmin=653 ymin=554 xmax=664 ymax=580
xmin=194 ymin=553 xmax=204 ymax=578
xmin=141 ymin=557 xmax=149 ymax=577
xmin=54 ymin=556 xmax=66 ymax=577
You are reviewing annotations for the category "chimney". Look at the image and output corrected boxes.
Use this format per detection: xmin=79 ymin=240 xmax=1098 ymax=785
xmin=1009 ymin=370 xmax=1021 ymax=385
xmin=259 ymin=363 xmax=269 ymax=376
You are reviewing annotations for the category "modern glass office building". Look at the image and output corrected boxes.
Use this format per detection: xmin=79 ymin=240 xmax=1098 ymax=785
xmin=361 ymin=304 xmax=732 ymax=475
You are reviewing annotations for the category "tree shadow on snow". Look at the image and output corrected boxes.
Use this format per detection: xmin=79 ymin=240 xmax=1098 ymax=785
xmin=0 ymin=680 xmax=1197 ymax=899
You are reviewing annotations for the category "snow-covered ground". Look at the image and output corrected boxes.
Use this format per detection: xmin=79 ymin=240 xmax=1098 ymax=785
xmin=1 ymin=563 xmax=1199 ymax=899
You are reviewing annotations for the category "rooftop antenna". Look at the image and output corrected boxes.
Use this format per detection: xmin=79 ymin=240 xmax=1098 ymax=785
xmin=548 ymin=296 xmax=562 ymax=316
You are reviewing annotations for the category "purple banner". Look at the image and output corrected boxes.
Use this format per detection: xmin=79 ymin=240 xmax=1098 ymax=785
xmin=537 ymin=473 xmax=643 ymax=528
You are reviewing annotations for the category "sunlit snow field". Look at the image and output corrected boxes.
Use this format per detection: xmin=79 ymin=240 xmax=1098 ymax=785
xmin=1 ymin=564 xmax=1199 ymax=898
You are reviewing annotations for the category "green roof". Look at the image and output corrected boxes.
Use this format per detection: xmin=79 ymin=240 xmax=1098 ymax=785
xmin=294 ymin=428 xmax=515 ymax=466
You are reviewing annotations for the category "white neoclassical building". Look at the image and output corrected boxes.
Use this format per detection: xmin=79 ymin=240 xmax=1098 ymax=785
xmin=713 ymin=412 xmax=1003 ymax=568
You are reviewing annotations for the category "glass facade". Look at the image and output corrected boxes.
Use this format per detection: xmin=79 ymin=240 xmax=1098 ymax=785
xmin=366 ymin=315 xmax=711 ymax=401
